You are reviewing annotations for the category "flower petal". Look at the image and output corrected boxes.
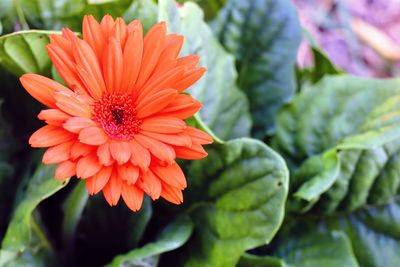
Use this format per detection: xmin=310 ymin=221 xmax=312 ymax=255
xmin=174 ymin=143 xmax=208 ymax=160
xmin=102 ymin=171 xmax=122 ymax=206
xmin=141 ymin=131 xmax=192 ymax=147
xmin=134 ymin=134 xmax=175 ymax=164
xmin=129 ymin=139 xmax=150 ymax=170
xmin=42 ymin=141 xmax=74 ymax=164
xmin=110 ymin=141 xmax=131 ymax=164
xmin=29 ymin=125 xmax=75 ymax=148
xmin=82 ymin=15 xmax=105 ymax=61
xmin=121 ymin=183 xmax=144 ymax=212
xmin=70 ymin=142 xmax=95 ymax=160
xmin=136 ymin=89 xmax=177 ymax=118
xmin=138 ymin=169 xmax=161 ymax=200
xmin=54 ymin=91 xmax=92 ymax=118
xmin=63 ymin=117 xmax=96 ymax=133
xmin=85 ymin=166 xmax=113 ymax=195
xmin=76 ymin=153 xmax=102 ymax=179
xmin=117 ymin=164 xmax=139 ymax=185
xmin=38 ymin=109 xmax=71 ymax=126
xmin=79 ymin=127 xmax=108 ymax=145
xmin=160 ymin=182 xmax=183 ymax=205
xmin=140 ymin=117 xmax=186 ymax=134
xmin=185 ymin=126 xmax=213 ymax=144
xmin=103 ymin=37 xmax=123 ymax=93
xmin=97 ymin=142 xmax=114 ymax=166
xmin=159 ymin=94 xmax=202 ymax=119
xmin=152 ymin=162 xmax=187 ymax=189
xmin=20 ymin=74 xmax=70 ymax=108
xmin=55 ymin=160 xmax=76 ymax=180
xmin=175 ymin=67 xmax=206 ymax=92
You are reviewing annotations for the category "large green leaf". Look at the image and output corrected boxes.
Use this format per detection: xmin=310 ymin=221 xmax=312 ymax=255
xmin=105 ymin=215 xmax=193 ymax=267
xmin=183 ymin=138 xmax=289 ymax=267
xmin=0 ymin=164 xmax=69 ymax=266
xmin=69 ymin=195 xmax=152 ymax=266
xmin=19 ymin=0 xmax=157 ymax=32
xmin=177 ymin=0 xmax=226 ymax=20
xmin=0 ymin=30 xmax=55 ymax=76
xmin=272 ymin=75 xmax=400 ymax=213
xmin=239 ymin=231 xmax=359 ymax=267
xmin=213 ymin=0 xmax=301 ymax=137
xmin=326 ymin=199 xmax=400 ymax=267
xmin=159 ymin=0 xmax=252 ymax=140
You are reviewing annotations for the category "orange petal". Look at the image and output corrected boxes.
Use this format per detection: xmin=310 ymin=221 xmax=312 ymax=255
xmin=82 ymin=15 xmax=105 ymax=61
xmin=185 ymin=126 xmax=213 ymax=144
xmin=135 ymin=22 xmax=166 ymax=87
xmin=140 ymin=116 xmax=186 ymax=134
xmin=70 ymin=142 xmax=95 ymax=160
xmin=103 ymin=37 xmax=123 ymax=93
xmin=72 ymin=37 xmax=106 ymax=99
xmin=152 ymin=162 xmax=187 ymax=189
xmin=136 ymin=89 xmax=177 ymax=118
xmin=97 ymin=142 xmax=114 ymax=166
xmin=102 ymin=171 xmax=122 ymax=206
xmin=63 ymin=117 xmax=96 ymax=133
xmin=47 ymin=44 xmax=88 ymax=95
xmin=151 ymin=34 xmax=184 ymax=75
xmin=55 ymin=160 xmax=76 ymax=180
xmin=159 ymin=94 xmax=202 ymax=119
xmin=141 ymin=131 xmax=192 ymax=147
xmin=101 ymin=15 xmax=115 ymax=38
xmin=42 ymin=141 xmax=74 ymax=164
xmin=117 ymin=164 xmax=139 ymax=185
xmin=177 ymin=55 xmax=199 ymax=68
xmin=129 ymin=139 xmax=150 ymax=170
xmin=110 ymin=141 xmax=131 ymax=164
xmin=138 ymin=169 xmax=161 ymax=200
xmin=161 ymin=182 xmax=183 ymax=205
xmin=54 ymin=91 xmax=92 ymax=118
xmin=121 ymin=183 xmax=144 ymax=211
xmin=76 ymin=153 xmax=102 ymax=179
xmin=134 ymin=134 xmax=175 ymax=164
xmin=113 ymin=17 xmax=128 ymax=47
xmin=85 ymin=166 xmax=113 ymax=195
xmin=176 ymin=67 xmax=206 ymax=92
xmin=38 ymin=109 xmax=71 ymax=126
xmin=20 ymin=74 xmax=70 ymax=108
xmin=29 ymin=125 xmax=75 ymax=148
xmin=174 ymin=143 xmax=208 ymax=160
xmin=49 ymin=34 xmax=72 ymax=56
xmin=79 ymin=127 xmax=108 ymax=145
xmin=121 ymin=20 xmax=143 ymax=92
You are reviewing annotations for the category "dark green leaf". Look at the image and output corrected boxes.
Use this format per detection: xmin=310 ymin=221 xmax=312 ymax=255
xmin=0 ymin=30 xmax=55 ymax=76
xmin=238 ymin=254 xmax=286 ymax=267
xmin=273 ymin=75 xmax=400 ymax=213
xmin=213 ymin=0 xmax=301 ymax=137
xmin=159 ymin=0 xmax=252 ymax=140
xmin=0 ymin=164 xmax=69 ymax=266
xmin=106 ymin=215 xmax=193 ymax=267
xmin=183 ymin=138 xmax=289 ymax=267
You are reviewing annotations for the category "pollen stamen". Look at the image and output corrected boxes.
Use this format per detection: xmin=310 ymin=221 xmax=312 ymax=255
xmin=93 ymin=93 xmax=141 ymax=140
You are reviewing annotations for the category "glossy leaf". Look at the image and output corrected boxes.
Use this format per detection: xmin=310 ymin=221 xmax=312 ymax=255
xmin=213 ymin=0 xmax=301 ymax=137
xmin=159 ymin=0 xmax=252 ymax=140
xmin=105 ymin=216 xmax=193 ymax=267
xmin=0 ymin=30 xmax=54 ymax=76
xmin=0 ymin=164 xmax=69 ymax=266
xmin=273 ymin=75 xmax=400 ymax=213
xmin=183 ymin=138 xmax=289 ymax=267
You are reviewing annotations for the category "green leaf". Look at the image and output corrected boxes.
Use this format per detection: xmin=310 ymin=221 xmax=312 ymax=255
xmin=62 ymin=180 xmax=89 ymax=246
xmin=0 ymin=30 xmax=55 ymax=76
xmin=0 ymin=164 xmax=69 ymax=266
xmin=158 ymin=0 xmax=252 ymax=140
xmin=105 ymin=215 xmax=193 ymax=267
xmin=177 ymin=0 xmax=226 ymax=20
xmin=20 ymin=0 xmax=157 ymax=32
xmin=70 ymin=195 xmax=152 ymax=266
xmin=238 ymin=254 xmax=286 ymax=267
xmin=326 ymin=199 xmax=400 ymax=267
xmin=274 ymin=231 xmax=359 ymax=267
xmin=213 ymin=0 xmax=301 ymax=137
xmin=273 ymin=75 xmax=400 ymax=213
xmin=183 ymin=138 xmax=289 ymax=267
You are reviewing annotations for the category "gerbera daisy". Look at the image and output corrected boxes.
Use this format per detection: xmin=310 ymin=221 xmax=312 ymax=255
xmin=20 ymin=15 xmax=212 ymax=211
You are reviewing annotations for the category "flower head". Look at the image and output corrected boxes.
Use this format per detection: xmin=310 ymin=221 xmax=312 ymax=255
xmin=20 ymin=15 xmax=212 ymax=211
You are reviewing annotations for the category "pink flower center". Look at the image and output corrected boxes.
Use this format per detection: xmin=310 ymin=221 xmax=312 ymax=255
xmin=93 ymin=93 xmax=141 ymax=140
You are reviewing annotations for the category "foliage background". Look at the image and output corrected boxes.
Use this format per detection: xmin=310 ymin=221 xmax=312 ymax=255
xmin=0 ymin=0 xmax=399 ymax=266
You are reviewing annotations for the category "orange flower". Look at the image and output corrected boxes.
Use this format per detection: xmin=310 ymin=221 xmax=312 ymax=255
xmin=20 ymin=15 xmax=212 ymax=211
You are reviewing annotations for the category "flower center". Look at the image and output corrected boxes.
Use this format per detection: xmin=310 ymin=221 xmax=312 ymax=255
xmin=93 ymin=93 xmax=141 ymax=140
